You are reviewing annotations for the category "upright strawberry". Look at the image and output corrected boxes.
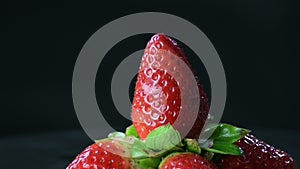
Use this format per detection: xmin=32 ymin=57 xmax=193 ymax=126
xmin=131 ymin=33 xmax=209 ymax=139
xmin=216 ymin=134 xmax=296 ymax=169
xmin=66 ymin=140 xmax=131 ymax=169
xmin=159 ymin=152 xmax=219 ymax=169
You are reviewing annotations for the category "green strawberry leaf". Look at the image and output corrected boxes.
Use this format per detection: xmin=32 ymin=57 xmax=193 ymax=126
xmin=202 ymin=142 xmax=243 ymax=155
xmin=202 ymin=147 xmax=228 ymax=154
xmin=213 ymin=141 xmax=243 ymax=155
xmin=209 ymin=123 xmax=250 ymax=143
xmin=199 ymin=139 xmax=214 ymax=148
xmin=199 ymin=123 xmax=250 ymax=156
xmin=183 ymin=139 xmax=201 ymax=154
xmin=135 ymin=157 xmax=161 ymax=169
xmin=126 ymin=124 xmax=139 ymax=138
xmin=145 ymin=124 xmax=181 ymax=151
xmin=131 ymin=148 xmax=149 ymax=158
xmin=131 ymin=124 xmax=183 ymax=158
xmin=132 ymin=140 xmax=174 ymax=158
xmin=131 ymin=139 xmax=150 ymax=158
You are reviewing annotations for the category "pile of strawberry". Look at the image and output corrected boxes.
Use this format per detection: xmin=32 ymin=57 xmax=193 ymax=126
xmin=67 ymin=34 xmax=296 ymax=169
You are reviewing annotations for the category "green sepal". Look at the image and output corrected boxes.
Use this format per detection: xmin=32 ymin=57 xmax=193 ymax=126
xmin=199 ymin=139 xmax=214 ymax=148
xmin=131 ymin=139 xmax=150 ymax=158
xmin=183 ymin=139 xmax=201 ymax=154
xmin=212 ymin=141 xmax=243 ymax=155
xmin=134 ymin=157 xmax=161 ymax=169
xmin=145 ymin=123 xmax=181 ymax=151
xmin=202 ymin=142 xmax=242 ymax=155
xmin=209 ymin=123 xmax=250 ymax=143
xmin=200 ymin=123 xmax=250 ymax=156
xmin=131 ymin=139 xmax=184 ymax=158
xmin=126 ymin=124 xmax=139 ymax=138
xmin=131 ymin=124 xmax=184 ymax=158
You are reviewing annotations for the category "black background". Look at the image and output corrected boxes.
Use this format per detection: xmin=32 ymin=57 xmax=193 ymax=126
xmin=2 ymin=0 xmax=300 ymax=167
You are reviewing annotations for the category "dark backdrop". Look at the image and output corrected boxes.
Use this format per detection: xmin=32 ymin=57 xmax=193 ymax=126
xmin=2 ymin=1 xmax=299 ymax=137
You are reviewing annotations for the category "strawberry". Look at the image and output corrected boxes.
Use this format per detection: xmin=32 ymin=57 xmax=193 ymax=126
xmin=216 ymin=134 xmax=296 ymax=169
xmin=131 ymin=33 xmax=209 ymax=139
xmin=66 ymin=139 xmax=131 ymax=169
xmin=159 ymin=152 xmax=219 ymax=169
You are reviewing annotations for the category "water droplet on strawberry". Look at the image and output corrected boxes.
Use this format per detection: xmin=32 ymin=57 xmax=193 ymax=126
xmin=152 ymin=61 xmax=160 ymax=69
xmin=146 ymin=55 xmax=154 ymax=63
xmin=155 ymin=54 xmax=162 ymax=62
xmin=156 ymin=42 xmax=163 ymax=49
xmin=150 ymin=46 xmax=157 ymax=55
xmin=144 ymin=118 xmax=152 ymax=126
xmin=146 ymin=95 xmax=153 ymax=103
xmin=153 ymin=100 xmax=162 ymax=108
xmin=158 ymin=114 xmax=167 ymax=123
xmin=150 ymin=111 xmax=159 ymax=120
xmin=151 ymin=72 xmax=160 ymax=81
xmin=161 ymin=80 xmax=168 ymax=86
xmin=144 ymin=68 xmax=153 ymax=77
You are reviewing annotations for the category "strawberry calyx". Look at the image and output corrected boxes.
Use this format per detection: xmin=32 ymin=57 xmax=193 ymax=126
xmin=126 ymin=123 xmax=250 ymax=157
xmin=130 ymin=124 xmax=184 ymax=159
xmin=113 ymin=123 xmax=249 ymax=168
xmin=90 ymin=123 xmax=249 ymax=169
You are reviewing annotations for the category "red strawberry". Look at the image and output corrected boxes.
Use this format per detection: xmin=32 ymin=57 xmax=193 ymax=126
xmin=67 ymin=139 xmax=131 ymax=169
xmin=159 ymin=152 xmax=219 ymax=169
xmin=131 ymin=33 xmax=209 ymax=139
xmin=216 ymin=134 xmax=296 ymax=169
